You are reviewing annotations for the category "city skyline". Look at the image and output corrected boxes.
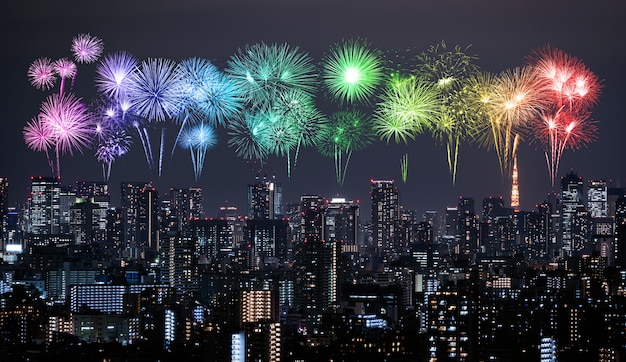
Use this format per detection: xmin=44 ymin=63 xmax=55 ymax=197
xmin=3 ymin=1 xmax=625 ymax=217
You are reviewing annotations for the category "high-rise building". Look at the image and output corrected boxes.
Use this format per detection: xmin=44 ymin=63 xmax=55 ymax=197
xmin=190 ymin=218 xmax=232 ymax=264
xmin=169 ymin=187 xmax=203 ymax=234
xmin=246 ymin=219 xmax=289 ymax=269
xmin=587 ymin=179 xmax=608 ymax=218
xmin=457 ymin=196 xmax=479 ymax=261
xmin=370 ymin=180 xmax=399 ymax=253
xmin=120 ymin=182 xmax=159 ymax=260
xmin=159 ymin=234 xmax=198 ymax=295
xmin=0 ymin=177 xmax=7 ymax=243
xmin=69 ymin=198 xmax=100 ymax=244
xmin=247 ymin=175 xmax=282 ymax=220
xmin=293 ymin=195 xmax=339 ymax=320
xmin=27 ymin=176 xmax=61 ymax=235
xmin=560 ymin=171 xmax=585 ymax=257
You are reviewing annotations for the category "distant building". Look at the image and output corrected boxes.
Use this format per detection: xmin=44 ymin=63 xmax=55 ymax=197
xmin=370 ymin=180 xmax=399 ymax=254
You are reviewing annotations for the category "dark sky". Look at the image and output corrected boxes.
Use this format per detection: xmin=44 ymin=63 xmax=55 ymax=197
xmin=2 ymin=0 xmax=625 ymax=219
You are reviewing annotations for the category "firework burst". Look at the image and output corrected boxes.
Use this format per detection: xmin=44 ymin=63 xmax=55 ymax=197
xmin=37 ymin=93 xmax=94 ymax=178
xmin=95 ymin=51 xmax=138 ymax=102
xmin=227 ymin=112 xmax=270 ymax=163
xmin=177 ymin=122 xmax=217 ymax=181
xmin=415 ymin=41 xmax=481 ymax=184
xmin=23 ymin=116 xmax=55 ymax=173
xmin=373 ymin=75 xmax=440 ymax=144
xmin=71 ymin=33 xmax=104 ymax=64
xmin=526 ymin=46 xmax=602 ymax=185
xmin=28 ymin=58 xmax=57 ymax=91
xmin=226 ymin=43 xmax=316 ymax=110
xmin=321 ymin=38 xmax=384 ymax=105
xmin=317 ymin=110 xmax=374 ymax=185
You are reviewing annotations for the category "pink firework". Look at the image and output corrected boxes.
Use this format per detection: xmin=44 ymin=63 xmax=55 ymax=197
xmin=527 ymin=45 xmax=602 ymax=186
xmin=27 ymin=58 xmax=57 ymax=90
xmin=53 ymin=58 xmax=77 ymax=96
xmin=23 ymin=116 xmax=55 ymax=174
xmin=53 ymin=58 xmax=77 ymax=79
xmin=71 ymin=33 xmax=104 ymax=64
xmin=38 ymin=93 xmax=94 ymax=178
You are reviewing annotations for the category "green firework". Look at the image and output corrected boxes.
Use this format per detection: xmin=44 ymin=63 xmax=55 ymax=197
xmin=321 ymin=38 xmax=385 ymax=105
xmin=317 ymin=110 xmax=374 ymax=185
xmin=373 ymin=75 xmax=440 ymax=144
xmin=415 ymin=40 xmax=480 ymax=184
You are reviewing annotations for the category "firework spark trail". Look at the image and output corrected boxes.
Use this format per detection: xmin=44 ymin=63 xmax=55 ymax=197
xmin=273 ymin=89 xmax=325 ymax=169
xmin=321 ymin=38 xmax=384 ymax=105
xmin=317 ymin=110 xmax=374 ymax=185
xmin=38 ymin=93 xmax=94 ymax=179
xmin=23 ymin=116 xmax=55 ymax=173
xmin=127 ymin=57 xmax=182 ymax=176
xmin=400 ymin=154 xmax=408 ymax=183
xmin=227 ymin=113 xmax=269 ymax=163
xmin=53 ymin=58 xmax=77 ymax=97
xmin=415 ymin=41 xmax=480 ymax=184
xmin=171 ymin=58 xmax=243 ymax=160
xmin=527 ymin=45 xmax=602 ymax=186
xmin=481 ymin=66 xmax=548 ymax=178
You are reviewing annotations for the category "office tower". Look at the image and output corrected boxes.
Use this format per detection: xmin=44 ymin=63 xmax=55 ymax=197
xmin=511 ymin=156 xmax=520 ymax=210
xmin=607 ymin=187 xmax=626 ymax=219
xmin=457 ymin=196 xmax=479 ymax=261
xmin=525 ymin=201 xmax=553 ymax=260
xmin=0 ymin=177 xmax=7 ymax=243
xmin=560 ymin=171 xmax=585 ymax=257
xmin=370 ymin=180 xmax=399 ymax=253
xmin=325 ymin=198 xmax=359 ymax=247
xmin=120 ymin=182 xmax=159 ymax=261
xmin=587 ymin=180 xmax=608 ymax=218
xmin=481 ymin=196 xmax=506 ymax=257
xmin=190 ymin=218 xmax=232 ymax=265
xmin=69 ymin=198 xmax=99 ymax=244
xmin=248 ymin=175 xmax=282 ymax=220
xmin=293 ymin=195 xmax=339 ymax=319
xmin=58 ymin=186 xmax=77 ymax=234
xmin=246 ymin=219 xmax=289 ymax=269
xmin=27 ymin=176 xmax=61 ymax=235
xmin=169 ymin=187 xmax=203 ymax=234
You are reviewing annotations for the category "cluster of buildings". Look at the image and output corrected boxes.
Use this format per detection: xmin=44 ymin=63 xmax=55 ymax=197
xmin=0 ymin=171 xmax=625 ymax=361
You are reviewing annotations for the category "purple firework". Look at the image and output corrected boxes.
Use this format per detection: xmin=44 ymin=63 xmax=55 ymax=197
xmin=71 ymin=33 xmax=104 ymax=64
xmin=127 ymin=57 xmax=181 ymax=122
xmin=28 ymin=58 xmax=57 ymax=90
xmin=95 ymin=51 xmax=138 ymax=102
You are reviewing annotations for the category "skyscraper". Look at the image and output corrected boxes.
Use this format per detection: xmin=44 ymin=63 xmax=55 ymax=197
xmin=169 ymin=187 xmax=203 ymax=234
xmin=457 ymin=196 xmax=479 ymax=261
xmin=120 ymin=182 xmax=159 ymax=261
xmin=560 ymin=171 xmax=585 ymax=257
xmin=247 ymin=175 xmax=282 ymax=220
xmin=293 ymin=195 xmax=339 ymax=320
xmin=27 ymin=176 xmax=61 ymax=235
xmin=370 ymin=180 xmax=399 ymax=254
xmin=587 ymin=180 xmax=608 ymax=218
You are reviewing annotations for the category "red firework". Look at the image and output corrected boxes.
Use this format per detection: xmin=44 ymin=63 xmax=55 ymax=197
xmin=527 ymin=45 xmax=602 ymax=186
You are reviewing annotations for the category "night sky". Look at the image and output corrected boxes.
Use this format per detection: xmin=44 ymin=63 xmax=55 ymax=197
xmin=2 ymin=1 xmax=625 ymax=219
